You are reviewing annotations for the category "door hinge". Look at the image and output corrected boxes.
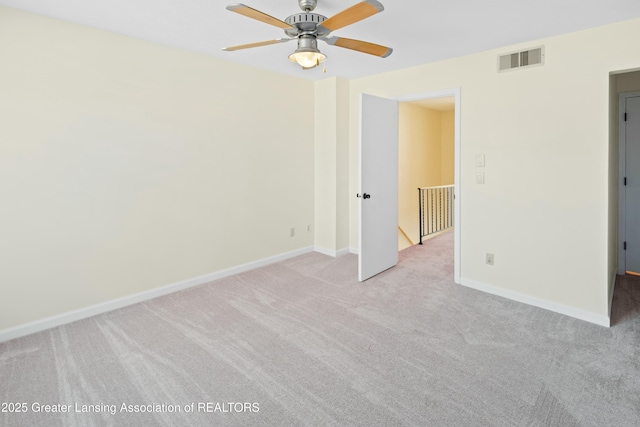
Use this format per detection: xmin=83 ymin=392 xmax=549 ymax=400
xmin=625 ymin=113 xmax=628 ymax=121
xmin=624 ymin=177 xmax=627 ymax=186
xmin=624 ymin=241 xmax=627 ymax=250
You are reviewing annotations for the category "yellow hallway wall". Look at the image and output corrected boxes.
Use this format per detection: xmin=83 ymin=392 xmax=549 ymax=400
xmin=440 ymin=110 xmax=455 ymax=184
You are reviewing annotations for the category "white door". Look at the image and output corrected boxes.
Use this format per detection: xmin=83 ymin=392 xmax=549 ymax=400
xmin=359 ymin=94 xmax=399 ymax=281
xmin=625 ymin=95 xmax=640 ymax=274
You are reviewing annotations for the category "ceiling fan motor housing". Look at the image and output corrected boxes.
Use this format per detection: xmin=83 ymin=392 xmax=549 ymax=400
xmin=284 ymin=13 xmax=329 ymax=38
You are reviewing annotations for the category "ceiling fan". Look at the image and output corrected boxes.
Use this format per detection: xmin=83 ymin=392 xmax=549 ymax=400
xmin=222 ymin=0 xmax=392 ymax=70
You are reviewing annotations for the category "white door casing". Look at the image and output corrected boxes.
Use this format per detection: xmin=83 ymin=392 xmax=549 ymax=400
xmin=358 ymin=94 xmax=399 ymax=281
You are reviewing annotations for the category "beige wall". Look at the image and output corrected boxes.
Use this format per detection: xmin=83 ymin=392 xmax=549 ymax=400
xmin=0 ymin=8 xmax=315 ymax=331
xmin=314 ymin=77 xmax=350 ymax=254
xmin=398 ymin=104 xmax=454 ymax=249
xmin=348 ymin=18 xmax=640 ymax=319
xmin=314 ymin=78 xmax=338 ymax=252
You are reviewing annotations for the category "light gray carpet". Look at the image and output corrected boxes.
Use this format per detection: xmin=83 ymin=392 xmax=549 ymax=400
xmin=1 ymin=231 xmax=640 ymax=426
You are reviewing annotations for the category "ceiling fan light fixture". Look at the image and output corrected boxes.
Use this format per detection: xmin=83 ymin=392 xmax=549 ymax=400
xmin=288 ymin=35 xmax=326 ymax=69
xmin=289 ymin=51 xmax=327 ymax=69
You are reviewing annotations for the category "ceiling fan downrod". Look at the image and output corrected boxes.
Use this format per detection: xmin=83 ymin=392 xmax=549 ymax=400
xmin=298 ymin=0 xmax=317 ymax=12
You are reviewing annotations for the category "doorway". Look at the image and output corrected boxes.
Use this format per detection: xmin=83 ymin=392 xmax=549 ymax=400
xmin=398 ymin=97 xmax=455 ymax=251
xmin=619 ymin=90 xmax=640 ymax=275
xmin=359 ymin=89 xmax=461 ymax=284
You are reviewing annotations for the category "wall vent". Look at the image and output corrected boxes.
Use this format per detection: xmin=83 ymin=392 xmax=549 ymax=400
xmin=498 ymin=46 xmax=544 ymax=72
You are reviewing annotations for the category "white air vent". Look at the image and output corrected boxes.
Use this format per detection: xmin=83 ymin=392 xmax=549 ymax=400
xmin=498 ymin=46 xmax=544 ymax=72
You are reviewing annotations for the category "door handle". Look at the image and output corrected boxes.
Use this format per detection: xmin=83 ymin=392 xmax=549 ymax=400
xmin=357 ymin=193 xmax=371 ymax=199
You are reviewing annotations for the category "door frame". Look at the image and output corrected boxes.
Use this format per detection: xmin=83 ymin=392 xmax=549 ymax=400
xmin=361 ymin=88 xmax=461 ymax=284
xmin=618 ymin=91 xmax=640 ymax=275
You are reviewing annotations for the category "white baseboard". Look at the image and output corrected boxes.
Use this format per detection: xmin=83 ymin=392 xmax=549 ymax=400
xmin=313 ymin=246 xmax=351 ymax=258
xmin=336 ymin=248 xmax=351 ymax=257
xmin=0 ymin=246 xmax=315 ymax=343
xmin=459 ymin=278 xmax=611 ymax=328
xmin=349 ymin=247 xmax=359 ymax=255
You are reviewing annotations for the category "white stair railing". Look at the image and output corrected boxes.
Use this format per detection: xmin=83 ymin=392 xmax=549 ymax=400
xmin=419 ymin=185 xmax=454 ymax=244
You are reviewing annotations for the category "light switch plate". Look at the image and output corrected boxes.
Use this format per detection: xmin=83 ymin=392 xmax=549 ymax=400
xmin=476 ymin=172 xmax=485 ymax=184
xmin=476 ymin=154 xmax=485 ymax=167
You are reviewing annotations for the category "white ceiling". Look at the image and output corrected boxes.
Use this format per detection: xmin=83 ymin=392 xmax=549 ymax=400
xmin=2 ymin=0 xmax=640 ymax=81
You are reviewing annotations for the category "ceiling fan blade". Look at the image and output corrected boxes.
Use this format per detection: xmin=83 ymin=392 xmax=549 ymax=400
xmin=318 ymin=0 xmax=384 ymax=32
xmin=223 ymin=38 xmax=292 ymax=51
xmin=323 ymin=36 xmax=392 ymax=58
xmin=226 ymin=4 xmax=293 ymax=30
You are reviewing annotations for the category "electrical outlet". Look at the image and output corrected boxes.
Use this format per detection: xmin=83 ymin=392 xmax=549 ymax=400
xmin=307 ymin=224 xmax=311 ymax=232
xmin=290 ymin=228 xmax=295 ymax=237
xmin=486 ymin=253 xmax=494 ymax=266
